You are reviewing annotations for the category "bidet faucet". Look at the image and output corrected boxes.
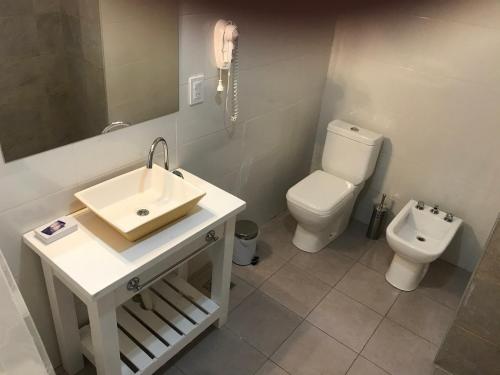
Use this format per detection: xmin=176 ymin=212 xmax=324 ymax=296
xmin=416 ymin=201 xmax=425 ymax=210
xmin=430 ymin=205 xmax=440 ymax=214
xmin=444 ymin=213 xmax=454 ymax=222
xmin=147 ymin=137 xmax=169 ymax=170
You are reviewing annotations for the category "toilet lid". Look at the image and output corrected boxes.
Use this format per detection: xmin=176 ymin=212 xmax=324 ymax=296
xmin=287 ymin=170 xmax=355 ymax=216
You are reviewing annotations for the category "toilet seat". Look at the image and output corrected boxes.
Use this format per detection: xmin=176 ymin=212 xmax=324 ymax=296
xmin=286 ymin=170 xmax=354 ymax=216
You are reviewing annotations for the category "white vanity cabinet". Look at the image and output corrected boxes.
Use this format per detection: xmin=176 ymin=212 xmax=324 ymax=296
xmin=23 ymin=170 xmax=246 ymax=375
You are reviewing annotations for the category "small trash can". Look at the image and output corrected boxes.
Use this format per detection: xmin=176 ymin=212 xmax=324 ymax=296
xmin=233 ymin=220 xmax=259 ymax=266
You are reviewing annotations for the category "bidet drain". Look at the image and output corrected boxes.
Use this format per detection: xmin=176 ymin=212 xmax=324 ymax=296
xmin=416 ymin=236 xmax=426 ymax=242
xmin=136 ymin=209 xmax=150 ymax=216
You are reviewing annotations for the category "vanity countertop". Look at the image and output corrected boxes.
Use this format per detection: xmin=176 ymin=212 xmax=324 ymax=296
xmin=23 ymin=169 xmax=245 ymax=300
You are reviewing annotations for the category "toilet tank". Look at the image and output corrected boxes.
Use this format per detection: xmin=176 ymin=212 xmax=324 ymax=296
xmin=322 ymin=120 xmax=383 ymax=185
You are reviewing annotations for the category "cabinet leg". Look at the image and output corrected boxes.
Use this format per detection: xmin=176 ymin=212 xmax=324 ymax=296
xmin=210 ymin=218 xmax=235 ymax=327
xmin=42 ymin=261 xmax=84 ymax=375
xmin=88 ymin=297 xmax=121 ymax=375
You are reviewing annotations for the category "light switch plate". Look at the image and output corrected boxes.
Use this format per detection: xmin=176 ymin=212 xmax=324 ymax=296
xmin=188 ymin=74 xmax=204 ymax=106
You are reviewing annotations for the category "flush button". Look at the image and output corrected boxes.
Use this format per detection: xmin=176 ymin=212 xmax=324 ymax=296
xmin=350 ymin=126 xmax=359 ymax=132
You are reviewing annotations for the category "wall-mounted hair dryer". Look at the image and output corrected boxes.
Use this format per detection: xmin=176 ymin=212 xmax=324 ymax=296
xmin=214 ymin=19 xmax=239 ymax=123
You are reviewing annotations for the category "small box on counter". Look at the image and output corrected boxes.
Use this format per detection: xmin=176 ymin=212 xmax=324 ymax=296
xmin=35 ymin=216 xmax=78 ymax=244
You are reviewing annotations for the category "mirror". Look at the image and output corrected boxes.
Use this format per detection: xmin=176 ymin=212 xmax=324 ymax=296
xmin=0 ymin=0 xmax=179 ymax=162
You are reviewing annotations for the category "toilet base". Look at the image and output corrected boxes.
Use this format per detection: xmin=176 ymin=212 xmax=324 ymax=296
xmin=385 ymin=254 xmax=429 ymax=291
xmin=292 ymin=224 xmax=333 ymax=253
xmin=292 ymin=214 xmax=350 ymax=253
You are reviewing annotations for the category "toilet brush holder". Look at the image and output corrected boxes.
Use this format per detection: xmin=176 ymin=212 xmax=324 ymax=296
xmin=367 ymin=196 xmax=388 ymax=240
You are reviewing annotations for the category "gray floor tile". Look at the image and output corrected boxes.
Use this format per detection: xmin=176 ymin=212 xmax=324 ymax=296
xmin=176 ymin=327 xmax=266 ymax=375
xmin=290 ymin=248 xmax=355 ymax=286
xmin=455 ymin=276 xmax=500 ymax=347
xmin=74 ymin=368 xmax=95 ymax=375
xmin=433 ymin=367 xmax=452 ymax=375
xmin=336 ymin=263 xmax=400 ymax=315
xmin=260 ymin=213 xmax=299 ymax=261
xmin=362 ymin=319 xmax=438 ymax=375
xmin=418 ymin=259 xmax=470 ymax=310
xmin=260 ymin=263 xmax=331 ymax=317
xmin=232 ymin=241 xmax=288 ymax=287
xmin=388 ymin=290 xmax=455 ymax=345
xmin=256 ymin=361 xmax=290 ymax=375
xmin=228 ymin=274 xmax=256 ymax=311
xmin=359 ymin=238 xmax=394 ymax=275
xmin=435 ymin=324 xmax=500 ymax=375
xmin=60 ymin=361 xmax=96 ymax=375
xmin=190 ymin=268 xmax=256 ymax=312
xmin=347 ymin=356 xmax=390 ymax=375
xmin=307 ymin=289 xmax=383 ymax=352
xmin=272 ymin=321 xmax=356 ymax=375
xmin=227 ymin=291 xmax=302 ymax=356
xmin=155 ymin=365 xmax=185 ymax=375
xmin=327 ymin=220 xmax=371 ymax=260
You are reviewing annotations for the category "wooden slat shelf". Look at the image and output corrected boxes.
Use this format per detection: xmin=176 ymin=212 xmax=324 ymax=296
xmin=80 ymin=275 xmax=220 ymax=375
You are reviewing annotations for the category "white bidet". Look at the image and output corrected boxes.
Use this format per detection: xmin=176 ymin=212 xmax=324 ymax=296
xmin=385 ymin=200 xmax=462 ymax=291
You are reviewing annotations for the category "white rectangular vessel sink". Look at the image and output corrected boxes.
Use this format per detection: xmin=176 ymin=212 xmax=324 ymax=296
xmin=75 ymin=165 xmax=206 ymax=241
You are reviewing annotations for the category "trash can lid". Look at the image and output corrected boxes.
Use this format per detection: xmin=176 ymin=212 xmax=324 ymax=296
xmin=235 ymin=220 xmax=259 ymax=240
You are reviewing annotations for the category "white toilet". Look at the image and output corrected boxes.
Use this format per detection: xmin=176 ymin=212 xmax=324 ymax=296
xmin=286 ymin=120 xmax=383 ymax=253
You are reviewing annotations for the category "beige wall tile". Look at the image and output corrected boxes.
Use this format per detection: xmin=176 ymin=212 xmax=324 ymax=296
xmin=0 ymin=2 xmax=334 ymax=369
xmin=316 ymin=4 xmax=500 ymax=271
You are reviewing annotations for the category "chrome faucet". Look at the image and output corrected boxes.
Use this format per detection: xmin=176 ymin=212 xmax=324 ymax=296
xmin=416 ymin=201 xmax=425 ymax=210
xmin=147 ymin=137 xmax=169 ymax=170
xmin=444 ymin=212 xmax=454 ymax=222
xmin=430 ymin=204 xmax=440 ymax=214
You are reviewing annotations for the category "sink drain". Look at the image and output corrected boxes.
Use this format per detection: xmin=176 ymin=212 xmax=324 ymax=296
xmin=416 ymin=236 xmax=426 ymax=242
xmin=136 ymin=209 xmax=150 ymax=217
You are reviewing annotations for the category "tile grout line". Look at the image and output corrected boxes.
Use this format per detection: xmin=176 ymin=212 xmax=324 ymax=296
xmin=251 ymin=240 xmax=341 ymax=365
xmin=303 ymin=289 xmax=386 ymax=350
xmin=251 ymin=356 xmax=292 ymax=375
xmin=269 ymin=360 xmax=292 ymax=375
xmin=357 ymin=270 xmax=461 ymax=317
xmin=242 ymin=214 xmax=298 ymax=288
xmin=330 ymin=257 xmax=401 ymax=317
xmin=224 ymin=287 xmax=297 ymax=375
xmin=254 ymin=252 xmax=319 ymax=359
xmin=342 ymin=266 xmax=402 ymax=375
xmin=228 ymin=216 xmax=456 ymax=374
xmin=348 ymin=236 xmax=466 ymax=312
xmin=229 ymin=280 xmax=259 ymax=313
xmin=225 ymin=290 xmax=291 ymax=362
xmin=301 ymin=250 xmax=361 ymax=321
xmin=417 ymin=289 xmax=461 ymax=311
xmin=344 ymin=287 xmax=404 ymax=375
xmin=174 ymin=365 xmax=188 ymax=375
xmin=252 ymin=221 xmax=377 ymax=367
xmin=359 ymin=262 xmax=461 ymax=312
xmin=332 ymin=286 xmax=394 ymax=317
xmin=281 ymin=252 xmax=366 ymax=374
xmin=227 ymin=231 xmax=312 ymax=369
xmin=384 ymin=315 xmax=440 ymax=349
xmin=281 ymin=263 xmax=444 ymax=363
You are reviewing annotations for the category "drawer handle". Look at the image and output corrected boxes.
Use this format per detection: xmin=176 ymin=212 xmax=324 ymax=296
xmin=126 ymin=229 xmax=220 ymax=292
xmin=127 ymin=277 xmax=141 ymax=292
xmin=206 ymin=230 xmax=219 ymax=242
